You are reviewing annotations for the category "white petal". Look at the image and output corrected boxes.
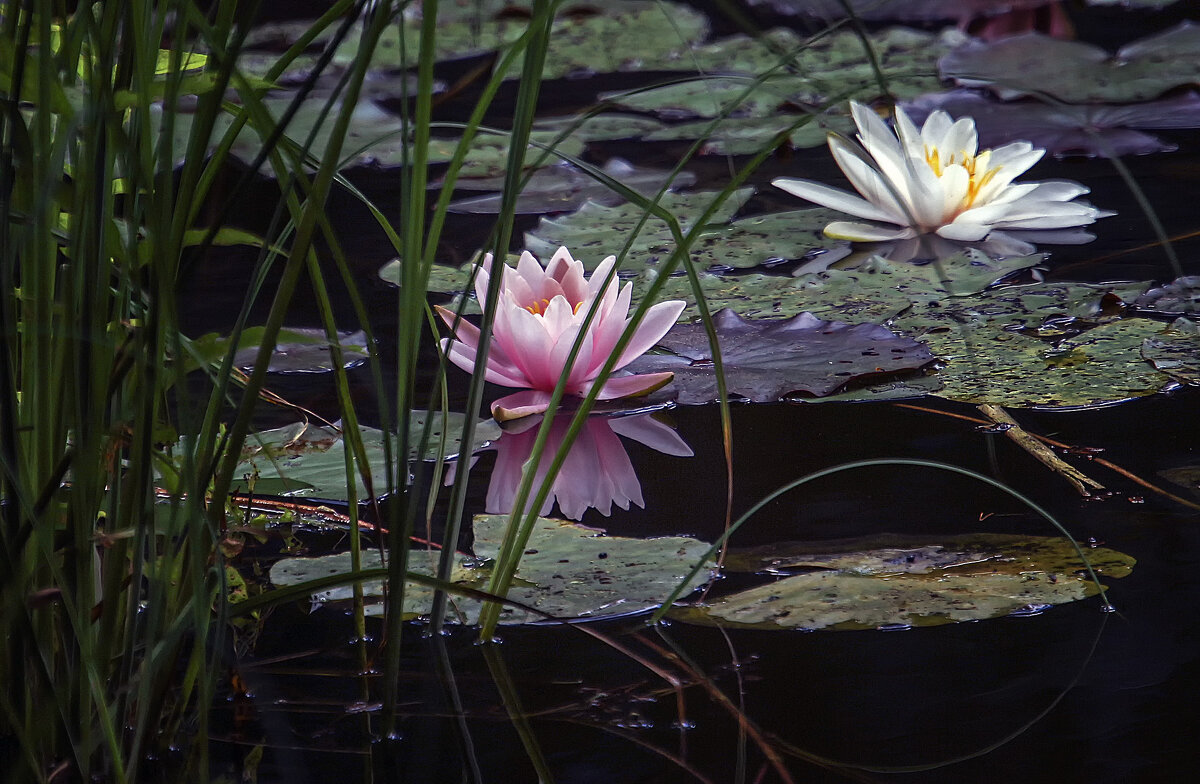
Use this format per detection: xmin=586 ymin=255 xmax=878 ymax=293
xmin=935 ymin=220 xmax=992 ymax=242
xmin=824 ymin=221 xmax=917 ymax=242
xmin=773 ymin=176 xmax=904 ymax=225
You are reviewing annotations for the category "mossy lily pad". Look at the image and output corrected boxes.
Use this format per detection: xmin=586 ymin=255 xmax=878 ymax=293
xmin=269 ymin=514 xmax=716 ymax=623
xmin=329 ymin=0 xmax=710 ymax=79
xmin=671 ymin=533 xmax=1133 ymax=631
xmin=230 ymin=416 xmax=502 ymax=500
xmin=914 ymin=318 xmax=1170 ymax=408
xmin=625 ymin=309 xmax=935 ymax=403
xmin=642 ymin=113 xmax=851 ymax=156
xmin=631 ymin=252 xmax=1041 ymax=323
xmin=940 ymin=23 xmax=1200 ymax=103
xmin=525 ymin=190 xmax=849 ymax=273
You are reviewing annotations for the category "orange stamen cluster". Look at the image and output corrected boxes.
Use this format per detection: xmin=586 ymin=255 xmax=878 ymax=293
xmin=524 ymin=296 xmax=585 ymax=316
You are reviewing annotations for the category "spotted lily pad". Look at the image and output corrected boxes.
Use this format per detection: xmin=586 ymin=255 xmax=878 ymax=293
xmin=525 ymin=190 xmax=849 ymax=272
xmin=329 ymin=0 xmax=710 ymax=80
xmin=269 ymin=514 xmax=716 ymax=623
xmin=940 ymin=23 xmax=1200 ymax=102
xmin=230 ymin=416 xmax=502 ymax=500
xmin=631 ymin=251 xmax=1042 ymax=323
xmin=913 ymin=318 xmax=1171 ymax=408
xmin=672 ymin=533 xmax=1133 ymax=631
xmin=1142 ymin=318 xmax=1200 ymax=384
xmin=625 ymin=309 xmax=935 ymax=403
xmin=904 ymin=90 xmax=1200 ymax=158
xmin=445 ymin=159 xmax=697 ymax=214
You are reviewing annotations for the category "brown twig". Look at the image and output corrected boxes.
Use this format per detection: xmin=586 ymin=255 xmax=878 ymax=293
xmin=894 ymin=403 xmax=1200 ymax=511
xmin=977 ymin=404 xmax=1106 ymax=496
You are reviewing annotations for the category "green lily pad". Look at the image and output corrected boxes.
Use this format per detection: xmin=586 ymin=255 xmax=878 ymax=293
xmin=1142 ymin=318 xmax=1200 ymax=384
xmin=604 ymin=76 xmax=811 ymax=120
xmin=631 ymin=251 xmax=1042 ymax=323
xmin=231 ymin=415 xmax=502 ymax=500
xmin=525 ymin=191 xmax=849 ymax=273
xmin=941 ymin=22 xmax=1200 ymax=103
xmin=625 ymin=309 xmax=934 ymax=403
xmin=672 ymin=533 xmax=1133 ymax=631
xmin=330 ymin=0 xmax=710 ymax=80
xmin=269 ymin=514 xmax=716 ymax=623
xmin=533 ymin=113 xmax=668 ymax=142
xmin=915 ymin=318 xmax=1171 ymax=408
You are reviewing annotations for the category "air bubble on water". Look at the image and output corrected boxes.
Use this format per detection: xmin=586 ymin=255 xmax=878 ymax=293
xmin=877 ymin=622 xmax=912 ymax=631
xmin=1009 ymin=603 xmax=1053 ymax=617
xmin=1101 ymin=603 xmax=1117 ymax=614
xmin=672 ymin=719 xmax=697 ymax=731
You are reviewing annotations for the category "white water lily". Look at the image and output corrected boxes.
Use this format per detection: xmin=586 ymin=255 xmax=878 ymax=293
xmin=772 ymin=101 xmax=1108 ymax=244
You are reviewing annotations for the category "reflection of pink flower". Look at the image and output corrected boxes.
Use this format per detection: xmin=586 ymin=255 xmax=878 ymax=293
xmin=437 ymin=247 xmax=685 ymax=421
xmin=485 ymin=413 xmax=693 ymax=521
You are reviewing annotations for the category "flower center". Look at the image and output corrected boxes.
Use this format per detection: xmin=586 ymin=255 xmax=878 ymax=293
xmin=524 ymin=296 xmax=584 ymax=316
xmin=925 ymin=145 xmax=1000 ymax=211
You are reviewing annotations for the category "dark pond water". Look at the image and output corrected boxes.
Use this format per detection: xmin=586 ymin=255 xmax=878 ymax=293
xmin=199 ymin=2 xmax=1200 ymax=782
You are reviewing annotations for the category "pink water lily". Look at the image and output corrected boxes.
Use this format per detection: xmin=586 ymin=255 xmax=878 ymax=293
xmin=437 ymin=247 xmax=685 ymax=421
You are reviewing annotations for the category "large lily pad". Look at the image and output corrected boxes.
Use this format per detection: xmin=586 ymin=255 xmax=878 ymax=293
xmin=914 ymin=318 xmax=1171 ymax=408
xmin=1142 ymin=318 xmax=1200 ymax=385
xmin=330 ymin=0 xmax=710 ymax=79
xmin=269 ymin=514 xmax=716 ymax=624
xmin=672 ymin=533 xmax=1134 ymax=631
xmin=626 ymin=309 xmax=935 ymax=403
xmin=525 ymin=190 xmax=849 ymax=272
xmin=631 ymin=251 xmax=1041 ymax=323
xmin=940 ymin=23 xmax=1200 ymax=103
xmin=904 ymin=90 xmax=1200 ymax=158
xmin=231 ymin=416 xmax=502 ymax=500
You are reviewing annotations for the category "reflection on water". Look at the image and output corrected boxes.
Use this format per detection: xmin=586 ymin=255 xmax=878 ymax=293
xmin=480 ymin=411 xmax=693 ymax=520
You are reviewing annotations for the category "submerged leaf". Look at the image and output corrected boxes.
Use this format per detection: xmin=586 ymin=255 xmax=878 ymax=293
xmin=673 ymin=533 xmax=1134 ymax=631
xmin=626 ymin=309 xmax=934 ymax=403
xmin=269 ymin=515 xmax=716 ymax=623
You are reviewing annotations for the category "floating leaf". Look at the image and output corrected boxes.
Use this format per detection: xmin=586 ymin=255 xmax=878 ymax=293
xmin=904 ymin=90 xmax=1200 ymax=158
xmin=912 ymin=318 xmax=1170 ymax=408
xmin=532 ymin=113 xmax=669 ymax=142
xmin=672 ymin=533 xmax=1134 ymax=631
xmin=525 ymin=190 xmax=849 ymax=273
xmin=626 ymin=309 xmax=935 ymax=403
xmin=329 ymin=0 xmax=710 ymax=79
xmin=632 ymin=251 xmax=1041 ymax=323
xmin=741 ymin=0 xmax=1050 ymax=23
xmin=940 ymin=23 xmax=1200 ymax=102
xmin=232 ymin=328 xmax=369 ymax=374
xmin=231 ymin=416 xmax=501 ymax=500
xmin=1142 ymin=318 xmax=1200 ymax=385
xmin=604 ymin=76 xmax=810 ymax=120
xmin=269 ymin=514 xmax=716 ymax=623
xmin=1133 ymin=275 xmax=1200 ymax=316
xmin=445 ymin=159 xmax=696 ymax=214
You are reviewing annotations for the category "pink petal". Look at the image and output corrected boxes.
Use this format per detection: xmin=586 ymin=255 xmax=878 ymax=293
xmin=588 ymin=372 xmax=675 ymax=401
xmin=491 ymin=389 xmax=555 ymax=422
xmin=613 ymin=300 xmax=687 ymax=369
xmin=608 ymin=415 xmax=694 ymax=457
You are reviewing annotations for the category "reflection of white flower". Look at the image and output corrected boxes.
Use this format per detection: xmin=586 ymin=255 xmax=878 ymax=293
xmin=773 ymin=101 xmax=1108 ymax=244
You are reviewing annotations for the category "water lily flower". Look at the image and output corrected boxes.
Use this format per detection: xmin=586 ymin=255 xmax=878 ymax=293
xmin=772 ymin=101 xmax=1107 ymax=244
xmin=437 ymin=247 xmax=685 ymax=421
